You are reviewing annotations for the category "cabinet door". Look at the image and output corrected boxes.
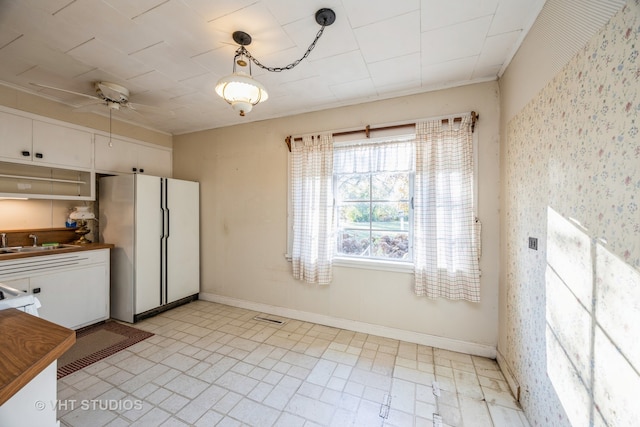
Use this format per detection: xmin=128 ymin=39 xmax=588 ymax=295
xmin=30 ymin=265 xmax=108 ymax=329
xmin=95 ymin=134 xmax=137 ymax=173
xmin=32 ymin=121 xmax=93 ymax=169
xmin=0 ymin=111 xmax=32 ymax=162
xmin=137 ymin=144 xmax=172 ymax=177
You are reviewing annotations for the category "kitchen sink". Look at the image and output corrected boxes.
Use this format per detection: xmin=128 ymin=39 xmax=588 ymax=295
xmin=0 ymin=244 xmax=81 ymax=254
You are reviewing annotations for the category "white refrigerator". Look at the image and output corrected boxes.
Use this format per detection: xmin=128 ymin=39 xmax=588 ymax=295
xmin=99 ymin=174 xmax=199 ymax=323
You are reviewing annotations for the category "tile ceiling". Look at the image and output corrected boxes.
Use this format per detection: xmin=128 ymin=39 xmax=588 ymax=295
xmin=0 ymin=0 xmax=546 ymax=135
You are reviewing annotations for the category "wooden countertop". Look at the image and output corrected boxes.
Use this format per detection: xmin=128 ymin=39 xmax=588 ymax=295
xmin=0 ymin=308 xmax=75 ymax=406
xmin=0 ymin=243 xmax=114 ymax=261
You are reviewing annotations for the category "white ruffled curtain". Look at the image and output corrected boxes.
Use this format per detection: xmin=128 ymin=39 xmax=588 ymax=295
xmin=333 ymin=139 xmax=414 ymax=174
xmin=291 ymin=133 xmax=335 ymax=285
xmin=414 ymin=115 xmax=481 ymax=302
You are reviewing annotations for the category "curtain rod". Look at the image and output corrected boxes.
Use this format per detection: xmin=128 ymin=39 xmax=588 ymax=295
xmin=285 ymin=111 xmax=478 ymax=152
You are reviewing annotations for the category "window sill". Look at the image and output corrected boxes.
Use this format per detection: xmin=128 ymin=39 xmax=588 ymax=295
xmin=285 ymin=254 xmax=414 ymax=273
xmin=333 ymin=257 xmax=414 ymax=273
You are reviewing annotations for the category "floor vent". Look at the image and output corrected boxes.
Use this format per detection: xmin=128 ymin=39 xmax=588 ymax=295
xmin=253 ymin=316 xmax=285 ymax=325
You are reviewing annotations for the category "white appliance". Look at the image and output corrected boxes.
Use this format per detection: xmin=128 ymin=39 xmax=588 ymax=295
xmin=0 ymin=282 xmax=40 ymax=316
xmin=99 ymin=174 xmax=199 ymax=322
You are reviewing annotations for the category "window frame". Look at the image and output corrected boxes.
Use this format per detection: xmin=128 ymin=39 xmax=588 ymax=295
xmin=333 ymin=166 xmax=415 ymax=264
xmin=286 ymin=120 xmax=478 ymax=274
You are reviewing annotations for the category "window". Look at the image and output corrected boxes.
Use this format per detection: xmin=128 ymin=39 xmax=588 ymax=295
xmin=289 ymin=113 xmax=480 ymax=299
xmin=333 ymin=137 xmax=414 ymax=263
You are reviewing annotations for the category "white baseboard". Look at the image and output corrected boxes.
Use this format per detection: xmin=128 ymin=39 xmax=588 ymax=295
xmin=496 ymin=349 xmax=520 ymax=401
xmin=199 ymin=292 xmax=497 ymax=358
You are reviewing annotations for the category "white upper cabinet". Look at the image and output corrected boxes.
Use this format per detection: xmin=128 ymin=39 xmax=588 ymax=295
xmin=32 ymin=120 xmax=93 ymax=169
xmin=137 ymin=143 xmax=172 ymax=177
xmin=95 ymin=134 xmax=172 ymax=177
xmin=0 ymin=111 xmax=93 ymax=170
xmin=0 ymin=110 xmax=33 ymax=161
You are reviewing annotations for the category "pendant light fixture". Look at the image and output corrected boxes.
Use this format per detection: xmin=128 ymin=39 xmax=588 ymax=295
xmin=216 ymin=8 xmax=336 ymax=116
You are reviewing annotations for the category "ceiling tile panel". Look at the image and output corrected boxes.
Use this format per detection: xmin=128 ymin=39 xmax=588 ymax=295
xmin=471 ymin=63 xmax=502 ymax=80
xmin=181 ymin=0 xmax=257 ymax=22
xmin=343 ymin=0 xmax=420 ymax=28
xmin=368 ymin=53 xmax=422 ymax=88
xmin=208 ymin=2 xmax=294 ymax=58
xmin=309 ymin=50 xmax=370 ymax=85
xmin=130 ymin=42 xmax=210 ymax=82
xmin=263 ymin=0 xmax=344 ymax=26
xmin=53 ymin=0 xmax=162 ymax=54
xmin=126 ymin=70 xmax=178 ymax=91
xmin=476 ymin=30 xmax=522 ymax=70
xmin=375 ymin=79 xmax=423 ymax=97
xmin=329 ymin=77 xmax=377 ymax=102
xmin=133 ymin=0 xmax=225 ymax=57
xmin=66 ymin=37 xmax=152 ymax=80
xmin=421 ymin=16 xmax=492 ymax=66
xmin=354 ymin=12 xmax=421 ymax=63
xmin=420 ymin=0 xmax=498 ymax=32
xmin=489 ymin=0 xmax=546 ymax=36
xmin=101 ymin=0 xmax=169 ymax=19
xmin=281 ymin=4 xmax=359 ymax=62
xmin=421 ymin=56 xmax=477 ymax=88
xmin=0 ymin=0 xmax=90 ymax=53
xmin=0 ymin=27 xmax=22 ymax=50
xmin=21 ymin=0 xmax=78 ymax=15
xmin=278 ymin=76 xmax=337 ymax=101
xmin=0 ymin=35 xmax=94 ymax=79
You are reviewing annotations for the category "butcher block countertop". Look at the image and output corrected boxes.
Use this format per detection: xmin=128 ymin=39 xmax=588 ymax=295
xmin=0 ymin=309 xmax=75 ymax=406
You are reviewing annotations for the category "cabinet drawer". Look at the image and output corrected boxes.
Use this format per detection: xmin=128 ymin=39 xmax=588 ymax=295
xmin=0 ymin=249 xmax=109 ymax=281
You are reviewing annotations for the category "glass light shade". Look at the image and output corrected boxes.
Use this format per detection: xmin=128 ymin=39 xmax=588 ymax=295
xmin=215 ymin=72 xmax=268 ymax=116
xmin=69 ymin=206 xmax=95 ymax=220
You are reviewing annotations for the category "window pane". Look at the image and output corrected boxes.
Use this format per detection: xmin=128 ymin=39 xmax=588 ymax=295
xmin=338 ymin=229 xmax=370 ymax=256
xmin=338 ymin=203 xmax=370 ymax=228
xmin=372 ymin=202 xmax=409 ymax=230
xmin=371 ymin=231 xmax=409 ymax=260
xmin=371 ymin=173 xmax=409 ymax=200
xmin=336 ymin=174 xmax=369 ymax=201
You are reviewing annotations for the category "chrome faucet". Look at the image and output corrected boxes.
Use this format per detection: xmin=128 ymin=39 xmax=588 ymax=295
xmin=0 ymin=233 xmax=6 ymax=248
xmin=28 ymin=234 xmax=37 ymax=247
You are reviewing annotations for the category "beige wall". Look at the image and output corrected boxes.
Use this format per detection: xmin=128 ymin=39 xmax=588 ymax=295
xmin=173 ymin=81 xmax=501 ymax=353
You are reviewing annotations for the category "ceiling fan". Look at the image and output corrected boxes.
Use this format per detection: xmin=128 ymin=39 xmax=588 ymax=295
xmin=30 ymin=81 xmax=172 ymax=119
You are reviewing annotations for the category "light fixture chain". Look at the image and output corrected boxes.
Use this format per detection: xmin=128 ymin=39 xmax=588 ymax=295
xmin=243 ymin=26 xmax=326 ymax=72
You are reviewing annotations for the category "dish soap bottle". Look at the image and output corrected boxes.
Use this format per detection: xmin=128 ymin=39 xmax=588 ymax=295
xmin=65 ymin=209 xmax=77 ymax=228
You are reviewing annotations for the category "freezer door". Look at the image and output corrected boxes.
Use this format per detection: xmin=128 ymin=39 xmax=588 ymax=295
xmin=166 ymin=178 xmax=200 ymax=303
xmin=134 ymin=174 xmax=162 ymax=314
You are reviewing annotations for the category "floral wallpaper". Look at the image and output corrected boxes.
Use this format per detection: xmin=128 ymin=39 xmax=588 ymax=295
xmin=503 ymin=1 xmax=639 ymax=426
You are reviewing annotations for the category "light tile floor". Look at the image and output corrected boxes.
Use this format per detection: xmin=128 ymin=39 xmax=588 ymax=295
xmin=58 ymin=301 xmax=531 ymax=427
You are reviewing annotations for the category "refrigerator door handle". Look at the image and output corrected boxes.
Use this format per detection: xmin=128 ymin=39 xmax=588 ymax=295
xmin=162 ymin=178 xmax=169 ymax=306
xmin=166 ymin=208 xmax=170 ymax=238
xmin=160 ymin=178 xmax=167 ymax=306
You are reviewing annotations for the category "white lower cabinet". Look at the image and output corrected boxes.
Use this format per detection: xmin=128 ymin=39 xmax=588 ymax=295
xmin=0 ymin=249 xmax=110 ymax=330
